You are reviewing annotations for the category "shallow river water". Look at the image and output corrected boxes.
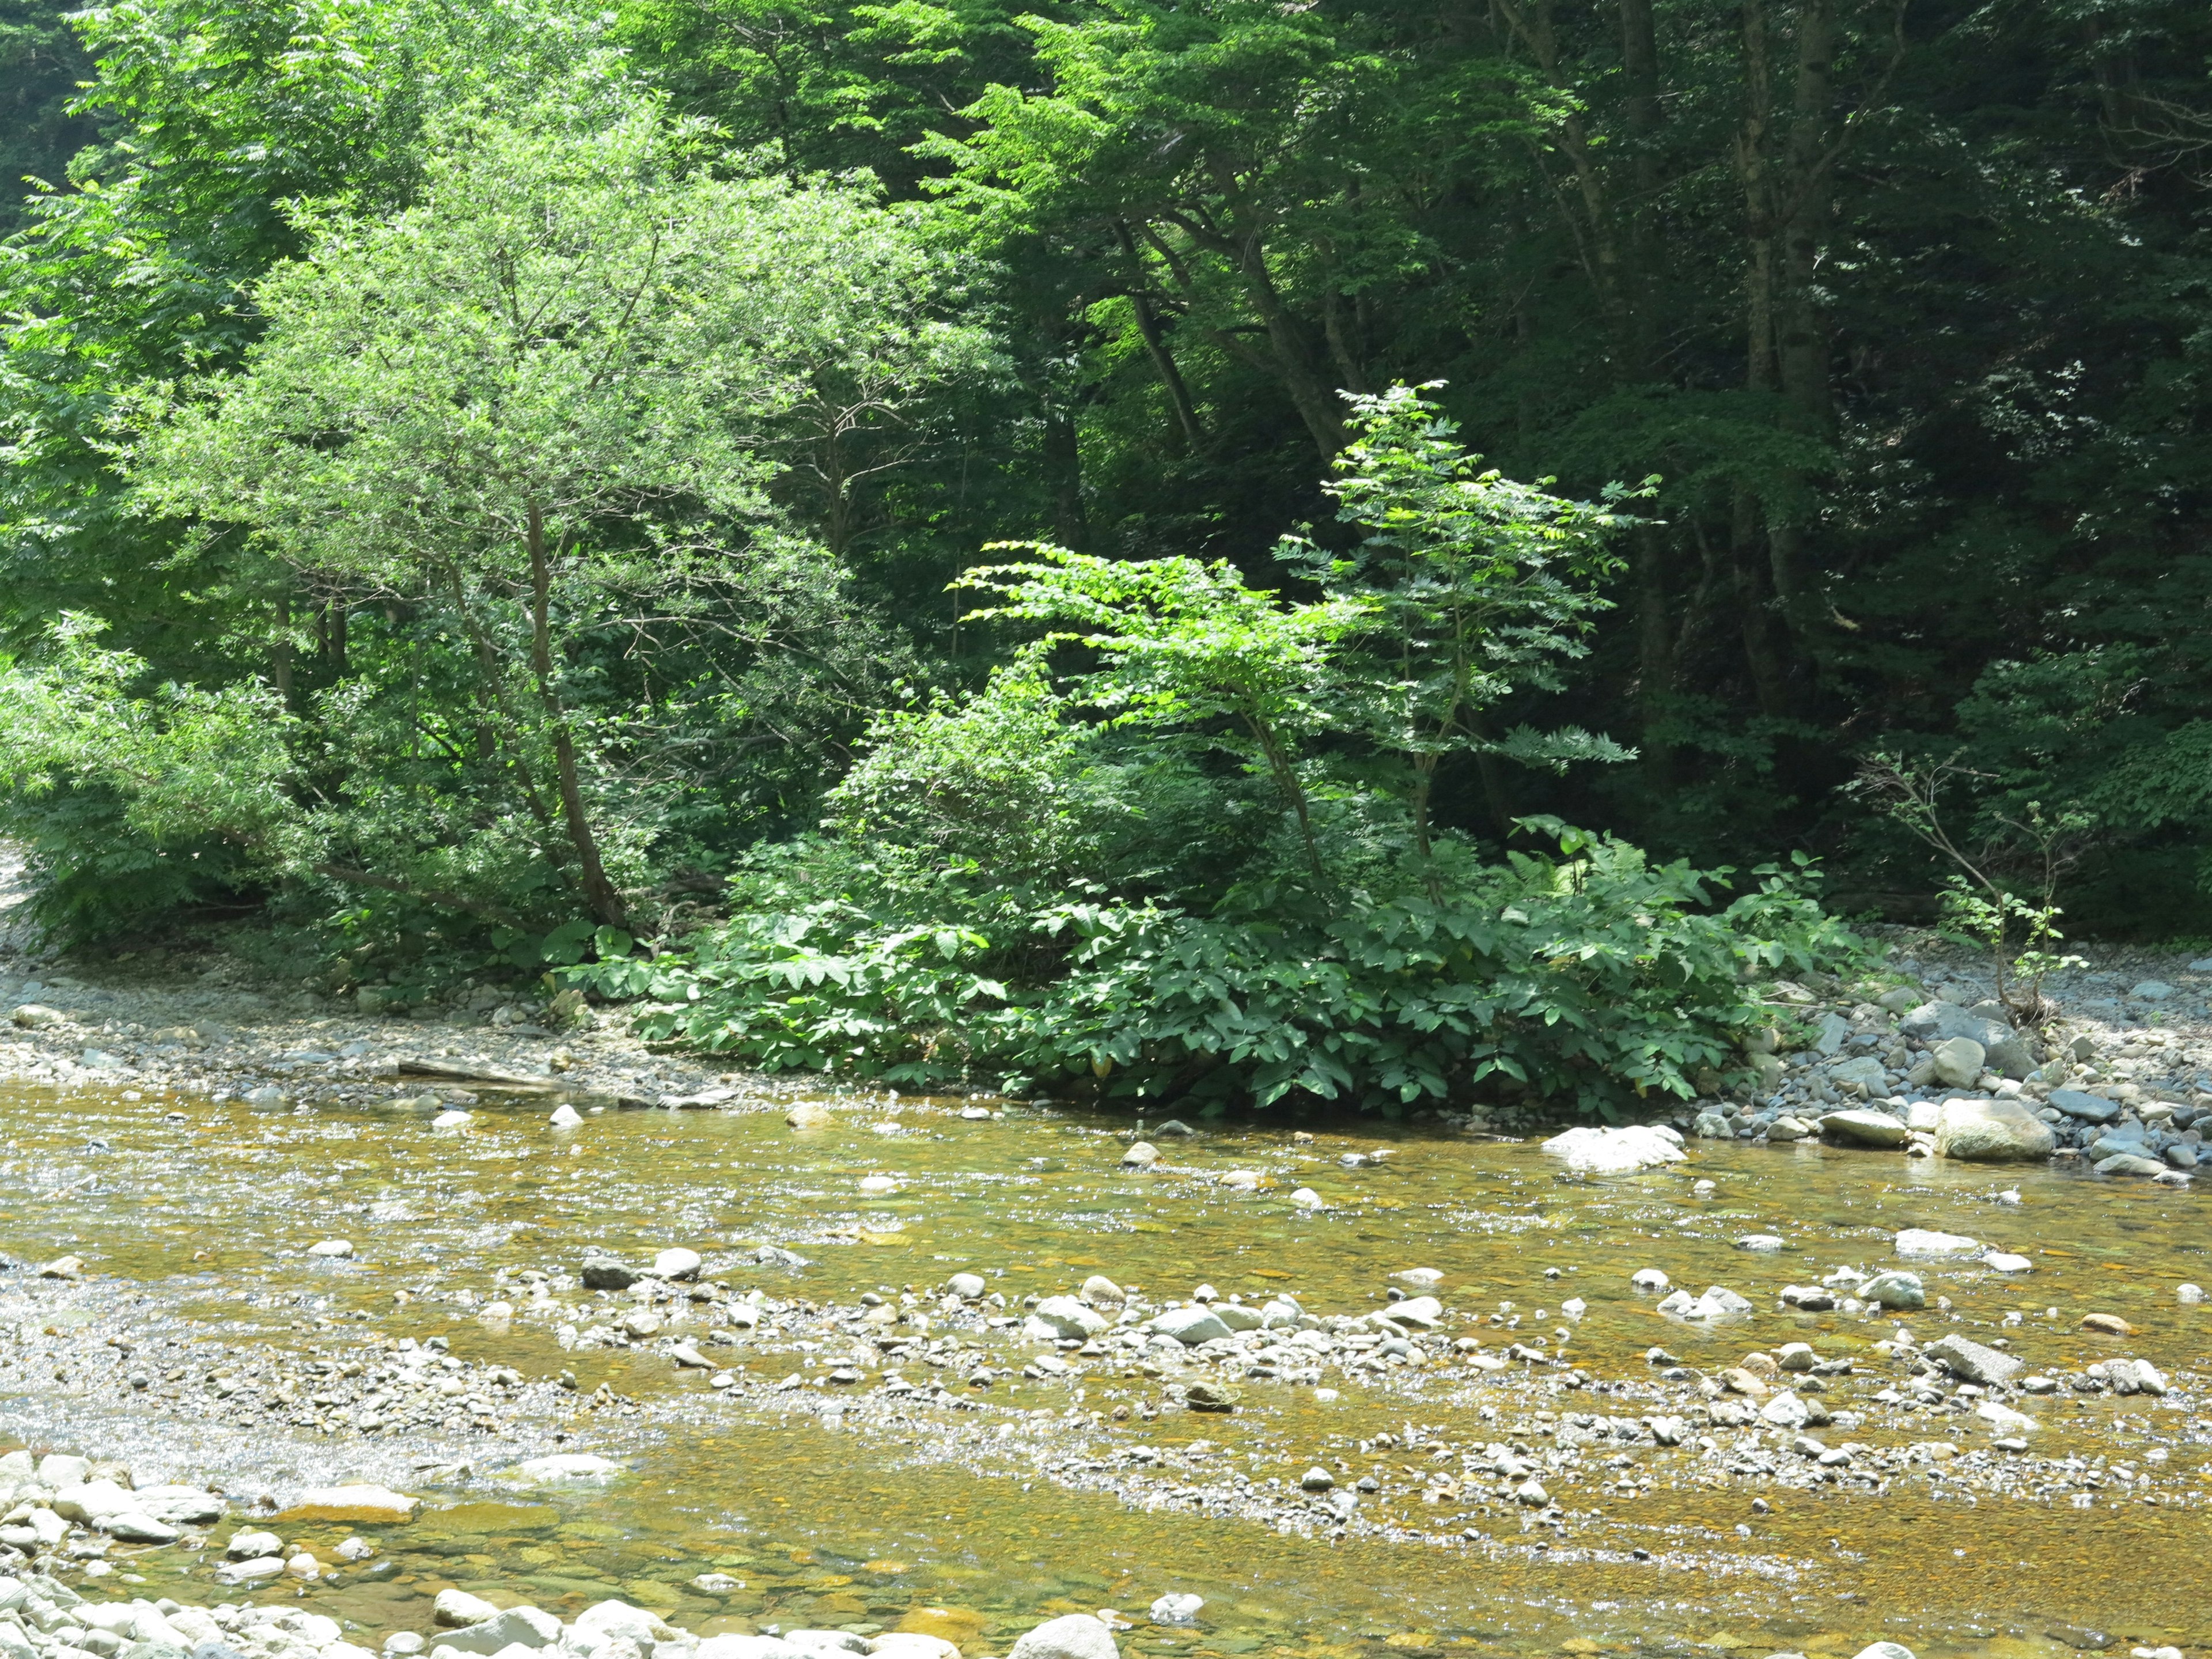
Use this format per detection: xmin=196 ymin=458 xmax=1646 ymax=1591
xmin=0 ymin=1085 xmax=2204 ymax=1659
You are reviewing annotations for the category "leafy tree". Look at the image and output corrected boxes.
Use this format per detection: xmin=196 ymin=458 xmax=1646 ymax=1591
xmin=119 ymin=93 xmax=995 ymax=926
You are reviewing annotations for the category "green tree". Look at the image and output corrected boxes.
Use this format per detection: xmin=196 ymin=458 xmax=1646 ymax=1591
xmin=122 ymin=94 xmax=997 ymax=926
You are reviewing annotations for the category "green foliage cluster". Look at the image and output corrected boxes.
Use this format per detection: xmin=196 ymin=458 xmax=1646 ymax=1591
xmin=566 ymin=392 xmax=1859 ymax=1113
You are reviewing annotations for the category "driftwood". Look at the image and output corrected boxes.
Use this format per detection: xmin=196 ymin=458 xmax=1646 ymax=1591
xmin=396 ymin=1059 xmax=564 ymax=1093
xmin=397 ymin=1058 xmax=653 ymax=1109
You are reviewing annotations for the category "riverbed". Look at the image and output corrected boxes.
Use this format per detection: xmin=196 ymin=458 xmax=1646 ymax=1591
xmin=0 ymin=1082 xmax=2204 ymax=1659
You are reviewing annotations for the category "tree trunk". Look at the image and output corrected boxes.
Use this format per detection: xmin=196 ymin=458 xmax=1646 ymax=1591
xmin=1115 ymin=222 xmax=1207 ymax=450
xmin=1044 ymin=401 xmax=1089 ymax=550
xmin=527 ymin=503 xmax=628 ymax=928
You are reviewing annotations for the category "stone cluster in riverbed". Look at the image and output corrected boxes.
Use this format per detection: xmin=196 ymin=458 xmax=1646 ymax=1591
xmin=0 ymin=1573 xmax=1149 ymax=1659
xmin=9 ymin=1235 xmax=2200 ymax=1574
xmin=1665 ymin=948 xmax=2212 ymax=1179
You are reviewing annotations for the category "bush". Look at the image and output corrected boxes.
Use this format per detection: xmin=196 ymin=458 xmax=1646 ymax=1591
xmin=573 ymin=823 xmax=1856 ymax=1117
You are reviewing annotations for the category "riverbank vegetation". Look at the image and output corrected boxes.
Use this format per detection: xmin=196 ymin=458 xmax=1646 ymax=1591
xmin=0 ymin=0 xmax=2203 ymax=1108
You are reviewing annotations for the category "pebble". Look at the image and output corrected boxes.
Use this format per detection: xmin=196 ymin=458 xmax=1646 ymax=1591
xmin=550 ymin=1103 xmax=584 ymax=1128
xmin=431 ymin=1109 xmax=472 ymax=1128
xmin=946 ymin=1272 xmax=987 ymax=1298
xmin=1894 ymin=1229 xmax=1980 ymax=1257
xmin=859 ymin=1175 xmax=899 ymax=1193
xmin=1631 ymin=1268 xmax=1669 ymax=1291
xmin=306 ymin=1238 xmax=355 ymax=1259
xmin=2180 ymin=1283 xmax=2205 ymax=1304
xmin=1290 ymin=1187 xmax=1325 ymax=1208
xmin=1122 ymin=1142 xmax=1160 ymax=1168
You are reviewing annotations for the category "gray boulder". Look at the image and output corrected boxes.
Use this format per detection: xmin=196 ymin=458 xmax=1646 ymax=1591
xmin=1820 ymin=1109 xmax=1910 ymax=1149
xmin=1150 ymin=1306 xmax=1233 ymax=1345
xmin=1926 ymin=1334 xmax=2021 ymax=1387
xmin=1828 ymin=1056 xmax=1888 ymax=1094
xmin=581 ymin=1253 xmax=641 ymax=1290
xmin=1027 ymin=1297 xmax=1109 ymax=1339
xmin=1930 ymin=1037 xmax=1985 ymax=1089
xmin=1858 ymin=1271 xmax=1925 ymax=1310
xmin=1934 ymin=1097 xmax=2055 ymax=1162
xmin=2096 ymin=1153 xmax=2169 ymax=1179
xmin=1900 ymin=1001 xmax=2013 ymax=1048
xmin=1984 ymin=1035 xmax=2037 ymax=1079
xmin=2048 ymin=1089 xmax=2119 ymax=1123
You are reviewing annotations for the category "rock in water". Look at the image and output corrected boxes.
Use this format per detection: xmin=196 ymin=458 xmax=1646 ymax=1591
xmin=1857 ymin=1271 xmax=1926 ymax=1310
xmin=1894 ymin=1228 xmax=1981 ymax=1257
xmin=278 ymin=1484 xmax=419 ymax=1523
xmin=1150 ymin=1306 xmax=1233 ymax=1345
xmin=550 ymin=1103 xmax=584 ymax=1128
xmin=1009 ymin=1615 xmax=1120 ymax=1659
xmin=1148 ymin=1596 xmax=1204 ymax=1627
xmin=1926 ymin=1333 xmax=2021 ymax=1386
xmin=581 ymin=1253 xmax=641 ymax=1290
xmin=1819 ymin=1109 xmax=1911 ymax=1149
xmin=1933 ymin=1097 xmax=2055 ymax=1162
xmin=1029 ymin=1296 xmax=1109 ymax=1339
xmin=653 ymin=1247 xmax=703 ymax=1281
xmin=786 ymin=1103 xmax=833 ymax=1130
xmin=1538 ymin=1124 xmax=1686 ymax=1173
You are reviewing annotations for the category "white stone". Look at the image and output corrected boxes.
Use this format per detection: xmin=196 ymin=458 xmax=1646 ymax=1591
xmin=1737 ymin=1234 xmax=1785 ymax=1252
xmin=1895 ymin=1228 xmax=1980 ymax=1257
xmin=1539 ymin=1123 xmax=1687 ymax=1173
xmin=653 ymin=1247 xmax=703 ymax=1281
xmin=1007 ymin=1615 xmax=1120 ymax=1659
xmin=306 ymin=1239 xmax=354 ymax=1259
xmin=1983 ymin=1252 xmax=2033 ymax=1273
xmin=433 ymin=1110 xmax=472 ymax=1128
xmin=1030 ymin=1297 xmax=1109 ymax=1339
xmin=858 ymin=1175 xmax=898 ymax=1194
xmin=1759 ymin=1391 xmax=1810 ymax=1429
xmin=1974 ymin=1400 xmax=2039 ymax=1435
xmin=2179 ymin=1283 xmax=2206 ymax=1305
xmin=1290 ymin=1187 xmax=1324 ymax=1209
xmin=550 ymin=1104 xmax=585 ymax=1128
xmin=1631 ymin=1268 xmax=1669 ymax=1291
xmin=1150 ymin=1306 xmax=1233 ymax=1345
xmin=946 ymin=1272 xmax=987 ymax=1298
xmin=1147 ymin=1595 xmax=1203 ymax=1628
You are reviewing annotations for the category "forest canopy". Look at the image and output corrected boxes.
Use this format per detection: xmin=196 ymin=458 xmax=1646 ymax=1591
xmin=0 ymin=0 xmax=2206 ymax=1110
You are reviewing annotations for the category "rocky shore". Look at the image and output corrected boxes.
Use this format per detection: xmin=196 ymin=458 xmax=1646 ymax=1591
xmin=1654 ymin=943 xmax=2212 ymax=1179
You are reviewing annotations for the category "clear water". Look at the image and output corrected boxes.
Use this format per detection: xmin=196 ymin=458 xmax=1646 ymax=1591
xmin=1 ymin=1085 xmax=2203 ymax=1658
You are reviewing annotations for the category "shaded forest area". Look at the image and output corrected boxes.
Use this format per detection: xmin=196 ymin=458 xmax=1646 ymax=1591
xmin=0 ymin=0 xmax=2206 ymax=1109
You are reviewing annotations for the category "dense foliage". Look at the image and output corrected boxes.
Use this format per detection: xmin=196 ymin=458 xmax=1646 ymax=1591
xmin=0 ymin=0 xmax=2202 ymax=1108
